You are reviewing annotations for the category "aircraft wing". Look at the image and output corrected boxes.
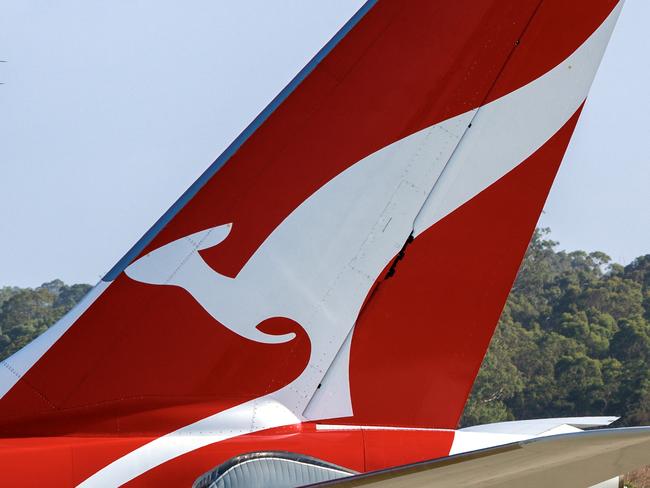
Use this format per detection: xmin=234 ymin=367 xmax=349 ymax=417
xmin=311 ymin=427 xmax=650 ymax=488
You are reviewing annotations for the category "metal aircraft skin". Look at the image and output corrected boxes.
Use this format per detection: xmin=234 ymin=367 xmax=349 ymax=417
xmin=0 ymin=1 xmax=638 ymax=487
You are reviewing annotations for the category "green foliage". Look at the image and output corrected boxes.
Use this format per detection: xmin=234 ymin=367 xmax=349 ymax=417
xmin=0 ymin=280 xmax=91 ymax=360
xmin=462 ymin=229 xmax=650 ymax=427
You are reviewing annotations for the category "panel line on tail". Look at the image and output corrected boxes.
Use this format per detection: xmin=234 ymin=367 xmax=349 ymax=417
xmin=413 ymin=2 xmax=623 ymax=237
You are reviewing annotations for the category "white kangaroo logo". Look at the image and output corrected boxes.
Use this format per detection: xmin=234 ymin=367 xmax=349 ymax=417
xmin=124 ymin=112 xmax=473 ymax=414
xmin=126 ymin=222 xmax=297 ymax=345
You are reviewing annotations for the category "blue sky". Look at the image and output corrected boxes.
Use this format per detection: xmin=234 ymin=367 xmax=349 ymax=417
xmin=0 ymin=1 xmax=648 ymax=288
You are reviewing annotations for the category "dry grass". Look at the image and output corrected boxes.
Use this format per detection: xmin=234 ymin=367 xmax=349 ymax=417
xmin=624 ymin=466 xmax=650 ymax=488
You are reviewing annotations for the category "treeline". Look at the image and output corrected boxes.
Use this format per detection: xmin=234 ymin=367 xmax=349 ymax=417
xmin=1 ymin=230 xmax=649 ymax=428
xmin=0 ymin=280 xmax=91 ymax=359
xmin=462 ymin=229 xmax=650 ymax=427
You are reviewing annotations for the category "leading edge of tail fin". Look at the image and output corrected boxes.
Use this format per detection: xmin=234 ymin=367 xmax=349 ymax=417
xmin=0 ymin=0 xmax=622 ymax=452
xmin=104 ymin=0 xmax=380 ymax=283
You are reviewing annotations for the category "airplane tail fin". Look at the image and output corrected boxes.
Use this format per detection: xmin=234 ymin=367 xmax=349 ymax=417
xmin=0 ymin=0 xmax=622 ymax=449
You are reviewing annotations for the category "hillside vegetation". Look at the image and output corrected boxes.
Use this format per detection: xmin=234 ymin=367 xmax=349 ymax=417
xmin=0 ymin=280 xmax=90 ymax=360
xmin=1 ymin=229 xmax=649 ymax=428
xmin=462 ymin=229 xmax=650 ymax=427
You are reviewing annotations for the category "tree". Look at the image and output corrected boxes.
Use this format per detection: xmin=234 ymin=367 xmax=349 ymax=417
xmin=0 ymin=280 xmax=91 ymax=360
xmin=462 ymin=230 xmax=650 ymax=427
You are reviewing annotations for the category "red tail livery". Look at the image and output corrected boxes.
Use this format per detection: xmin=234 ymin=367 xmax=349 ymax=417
xmin=1 ymin=2 xmax=641 ymax=487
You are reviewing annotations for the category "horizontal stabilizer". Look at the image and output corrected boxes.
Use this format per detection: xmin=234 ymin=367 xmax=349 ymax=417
xmin=460 ymin=416 xmax=619 ymax=436
xmin=312 ymin=427 xmax=650 ymax=488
